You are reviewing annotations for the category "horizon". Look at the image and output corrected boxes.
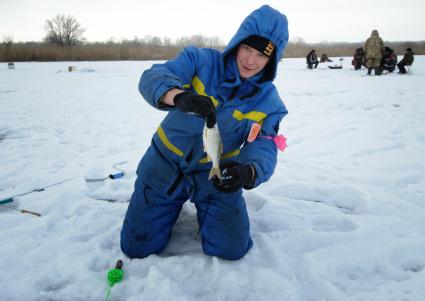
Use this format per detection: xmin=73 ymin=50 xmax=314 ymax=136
xmin=3 ymin=36 xmax=425 ymax=45
xmin=4 ymin=38 xmax=425 ymax=45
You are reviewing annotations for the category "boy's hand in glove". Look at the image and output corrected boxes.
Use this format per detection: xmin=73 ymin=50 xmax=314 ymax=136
xmin=212 ymin=162 xmax=256 ymax=193
xmin=174 ymin=92 xmax=216 ymax=127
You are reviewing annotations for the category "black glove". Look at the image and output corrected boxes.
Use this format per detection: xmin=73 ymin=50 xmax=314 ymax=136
xmin=174 ymin=92 xmax=216 ymax=127
xmin=212 ymin=162 xmax=256 ymax=193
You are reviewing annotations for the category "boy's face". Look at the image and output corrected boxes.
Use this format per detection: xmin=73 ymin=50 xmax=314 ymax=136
xmin=236 ymin=44 xmax=270 ymax=79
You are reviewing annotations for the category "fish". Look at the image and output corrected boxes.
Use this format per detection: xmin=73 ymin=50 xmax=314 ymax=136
xmin=203 ymin=122 xmax=223 ymax=180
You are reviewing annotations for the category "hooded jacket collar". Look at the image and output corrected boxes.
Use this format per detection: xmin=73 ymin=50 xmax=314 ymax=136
xmin=222 ymin=5 xmax=289 ymax=82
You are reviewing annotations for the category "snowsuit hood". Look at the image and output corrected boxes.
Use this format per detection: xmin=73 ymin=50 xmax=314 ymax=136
xmin=223 ymin=5 xmax=289 ymax=81
xmin=371 ymin=30 xmax=380 ymax=37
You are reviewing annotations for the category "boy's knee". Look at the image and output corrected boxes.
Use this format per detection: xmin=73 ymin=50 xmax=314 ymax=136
xmin=202 ymin=237 xmax=253 ymax=260
xmin=120 ymin=224 xmax=168 ymax=259
xmin=121 ymin=240 xmax=151 ymax=259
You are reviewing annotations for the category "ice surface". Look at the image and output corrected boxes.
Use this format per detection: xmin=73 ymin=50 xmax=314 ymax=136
xmin=1 ymin=58 xmax=424 ymax=300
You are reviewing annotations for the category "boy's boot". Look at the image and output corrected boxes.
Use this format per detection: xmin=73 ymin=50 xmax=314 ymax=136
xmin=367 ymin=68 xmax=372 ymax=75
xmin=374 ymin=67 xmax=381 ymax=76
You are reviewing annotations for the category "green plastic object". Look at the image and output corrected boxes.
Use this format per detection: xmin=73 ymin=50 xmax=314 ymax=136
xmin=105 ymin=260 xmax=124 ymax=301
xmin=108 ymin=269 xmax=123 ymax=286
xmin=107 ymin=260 xmax=123 ymax=287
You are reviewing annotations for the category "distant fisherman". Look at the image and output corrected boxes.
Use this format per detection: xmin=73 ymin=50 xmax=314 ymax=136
xmin=121 ymin=5 xmax=289 ymax=260
xmin=364 ymin=29 xmax=384 ymax=75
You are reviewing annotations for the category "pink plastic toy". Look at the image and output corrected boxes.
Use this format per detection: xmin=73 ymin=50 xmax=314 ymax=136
xmin=260 ymin=134 xmax=287 ymax=151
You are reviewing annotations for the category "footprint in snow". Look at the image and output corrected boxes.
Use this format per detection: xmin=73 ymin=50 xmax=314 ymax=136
xmin=270 ymin=181 xmax=367 ymax=214
xmin=310 ymin=215 xmax=357 ymax=232
xmin=36 ymin=275 xmax=71 ymax=292
xmin=245 ymin=191 xmax=267 ymax=212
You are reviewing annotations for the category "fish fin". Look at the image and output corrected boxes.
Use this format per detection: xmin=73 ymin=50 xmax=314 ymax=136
xmin=208 ymin=167 xmax=222 ymax=180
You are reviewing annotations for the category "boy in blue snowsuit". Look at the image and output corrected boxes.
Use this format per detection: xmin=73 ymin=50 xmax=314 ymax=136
xmin=121 ymin=5 xmax=289 ymax=260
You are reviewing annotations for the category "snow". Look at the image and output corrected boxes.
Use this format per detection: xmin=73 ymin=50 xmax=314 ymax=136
xmin=1 ymin=57 xmax=424 ymax=301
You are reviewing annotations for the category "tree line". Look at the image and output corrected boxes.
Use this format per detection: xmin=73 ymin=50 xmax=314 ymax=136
xmin=1 ymin=14 xmax=424 ymax=62
xmin=2 ymin=39 xmax=424 ymax=62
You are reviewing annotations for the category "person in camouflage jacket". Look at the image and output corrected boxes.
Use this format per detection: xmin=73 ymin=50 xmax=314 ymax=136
xmin=364 ymin=30 xmax=384 ymax=75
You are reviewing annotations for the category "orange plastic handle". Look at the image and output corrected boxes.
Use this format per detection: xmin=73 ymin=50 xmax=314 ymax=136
xmin=247 ymin=123 xmax=261 ymax=143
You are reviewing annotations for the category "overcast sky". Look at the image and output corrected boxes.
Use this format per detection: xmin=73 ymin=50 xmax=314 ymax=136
xmin=1 ymin=0 xmax=424 ymax=44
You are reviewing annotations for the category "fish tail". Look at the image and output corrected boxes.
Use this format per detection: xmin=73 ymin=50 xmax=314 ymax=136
xmin=208 ymin=166 xmax=222 ymax=180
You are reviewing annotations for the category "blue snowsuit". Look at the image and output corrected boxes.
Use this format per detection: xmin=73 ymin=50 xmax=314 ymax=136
xmin=121 ymin=5 xmax=289 ymax=260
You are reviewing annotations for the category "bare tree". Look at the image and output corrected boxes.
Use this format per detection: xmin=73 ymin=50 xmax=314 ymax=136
xmin=44 ymin=14 xmax=86 ymax=46
xmin=2 ymin=35 xmax=14 ymax=61
xmin=175 ymin=35 xmax=223 ymax=48
xmin=144 ymin=35 xmax=163 ymax=46
xmin=2 ymin=35 xmax=13 ymax=45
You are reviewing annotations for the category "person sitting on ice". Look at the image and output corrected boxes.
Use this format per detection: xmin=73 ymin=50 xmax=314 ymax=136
xmin=352 ymin=47 xmax=366 ymax=70
xmin=319 ymin=53 xmax=333 ymax=63
xmin=397 ymin=48 xmax=414 ymax=74
xmin=306 ymin=49 xmax=319 ymax=69
xmin=380 ymin=46 xmax=397 ymax=73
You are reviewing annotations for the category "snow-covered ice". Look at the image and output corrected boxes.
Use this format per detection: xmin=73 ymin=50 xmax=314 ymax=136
xmin=1 ymin=57 xmax=424 ymax=301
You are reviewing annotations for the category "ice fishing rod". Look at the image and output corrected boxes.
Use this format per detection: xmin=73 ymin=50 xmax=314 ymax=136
xmin=0 ymin=204 xmax=41 ymax=217
xmin=105 ymin=259 xmax=124 ymax=301
xmin=0 ymin=177 xmax=74 ymax=217
xmin=0 ymin=177 xmax=76 ymax=205
xmin=0 ymin=178 xmax=73 ymax=217
xmin=0 ymin=161 xmax=129 ymax=204
xmin=85 ymin=161 xmax=127 ymax=182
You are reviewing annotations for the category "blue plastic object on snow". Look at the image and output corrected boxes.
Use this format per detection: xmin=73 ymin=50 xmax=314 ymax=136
xmin=109 ymin=172 xmax=124 ymax=180
xmin=0 ymin=197 xmax=14 ymax=205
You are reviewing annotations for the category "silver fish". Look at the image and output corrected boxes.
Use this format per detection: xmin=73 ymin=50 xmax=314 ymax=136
xmin=203 ymin=123 xmax=223 ymax=179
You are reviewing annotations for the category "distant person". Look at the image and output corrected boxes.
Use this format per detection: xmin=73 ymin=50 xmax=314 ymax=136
xmin=120 ymin=5 xmax=289 ymax=260
xmin=364 ymin=30 xmax=384 ymax=75
xmin=306 ymin=50 xmax=319 ymax=69
xmin=352 ymin=47 xmax=365 ymax=70
xmin=397 ymin=48 xmax=414 ymax=74
xmin=380 ymin=46 xmax=397 ymax=73
xmin=319 ymin=53 xmax=332 ymax=63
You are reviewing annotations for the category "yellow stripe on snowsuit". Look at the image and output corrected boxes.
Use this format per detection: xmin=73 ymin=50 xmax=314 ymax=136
xmin=157 ymin=127 xmax=240 ymax=162
xmin=199 ymin=149 xmax=240 ymax=164
xmin=190 ymin=76 xmax=219 ymax=107
xmin=156 ymin=127 xmax=184 ymax=157
xmin=232 ymin=110 xmax=267 ymax=124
